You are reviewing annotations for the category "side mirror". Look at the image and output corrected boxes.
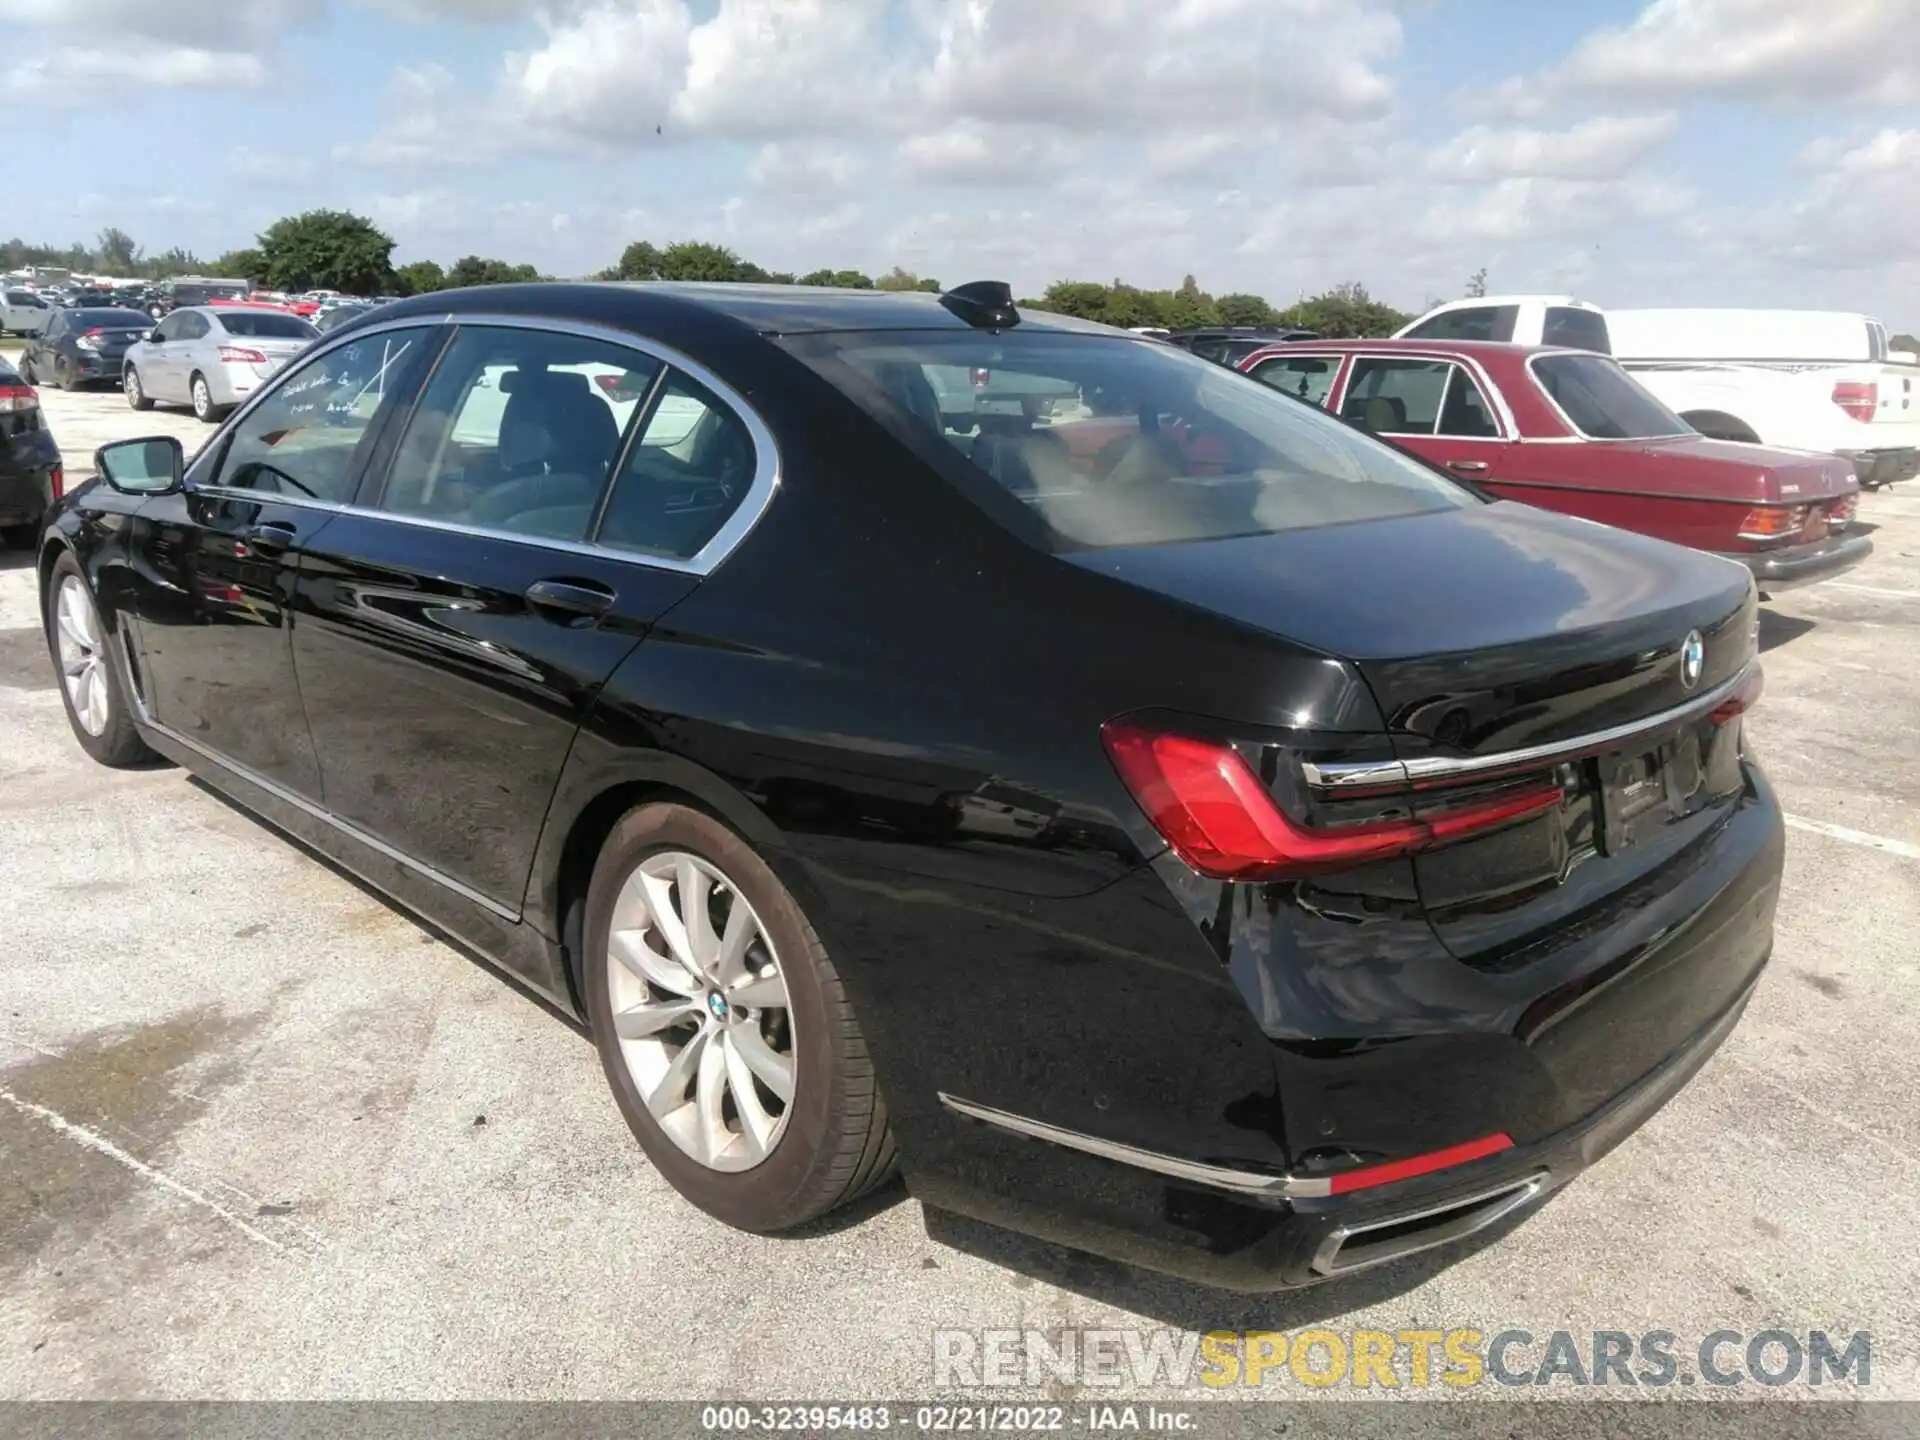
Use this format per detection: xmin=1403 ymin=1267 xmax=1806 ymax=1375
xmin=95 ymin=436 xmax=184 ymax=496
xmin=146 ymin=329 xmax=164 ymax=343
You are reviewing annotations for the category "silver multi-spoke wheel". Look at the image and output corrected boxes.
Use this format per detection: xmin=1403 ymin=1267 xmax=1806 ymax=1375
xmin=606 ymin=850 xmax=796 ymax=1172
xmin=54 ymin=575 xmax=110 ymax=736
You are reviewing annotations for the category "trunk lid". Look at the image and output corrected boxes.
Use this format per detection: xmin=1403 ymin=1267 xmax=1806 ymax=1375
xmin=1632 ymin=434 xmax=1856 ymax=504
xmin=1068 ymin=498 xmax=1760 ymax=970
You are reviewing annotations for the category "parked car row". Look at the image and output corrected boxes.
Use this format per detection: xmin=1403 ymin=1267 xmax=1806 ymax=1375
xmin=36 ymin=279 xmax=1786 ymax=1294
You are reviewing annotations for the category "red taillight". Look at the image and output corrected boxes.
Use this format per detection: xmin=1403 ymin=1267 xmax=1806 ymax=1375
xmin=1737 ymin=504 xmax=1808 ymax=542
xmin=0 ymin=383 xmax=37 ymax=413
xmin=970 ymin=367 xmax=991 ymax=388
xmin=1100 ymin=721 xmax=1562 ymax=880
xmin=1832 ymin=380 xmax=1877 ymax=423
xmin=1319 ymin=1133 xmax=1515 ymax=1195
xmin=50 ymin=464 xmax=64 ymax=500
xmin=219 ymin=345 xmax=268 ymax=364
xmin=1710 ymin=665 xmax=1764 ymax=726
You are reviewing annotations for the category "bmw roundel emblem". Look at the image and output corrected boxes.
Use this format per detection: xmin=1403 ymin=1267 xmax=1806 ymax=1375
xmin=1680 ymin=630 xmax=1705 ymax=690
xmin=707 ymin=992 xmax=730 ymax=1022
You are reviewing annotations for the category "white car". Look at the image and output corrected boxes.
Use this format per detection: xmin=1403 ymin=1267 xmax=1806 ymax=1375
xmin=0 ymin=287 xmax=56 ymax=337
xmin=121 ymin=305 xmax=320 ymax=423
xmin=1398 ymin=295 xmax=1920 ymax=489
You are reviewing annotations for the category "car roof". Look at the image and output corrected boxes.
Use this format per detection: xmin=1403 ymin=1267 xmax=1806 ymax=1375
xmin=1249 ymin=337 xmax=1586 ymax=360
xmin=372 ymin=281 xmax=1127 ymax=338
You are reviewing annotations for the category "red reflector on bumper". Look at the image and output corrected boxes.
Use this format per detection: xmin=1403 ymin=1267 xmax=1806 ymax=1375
xmin=1318 ymin=1132 xmax=1515 ymax=1196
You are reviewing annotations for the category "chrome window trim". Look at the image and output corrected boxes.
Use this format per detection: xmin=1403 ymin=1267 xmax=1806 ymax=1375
xmin=1301 ymin=660 xmax=1755 ymax=790
xmin=1266 ymin=347 xmax=1521 ymax=438
xmin=182 ymin=309 xmax=783 ymax=579
xmin=1525 ymin=352 xmax=1694 ymax=443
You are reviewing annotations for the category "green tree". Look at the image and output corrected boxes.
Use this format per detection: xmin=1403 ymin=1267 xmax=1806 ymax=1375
xmin=1466 ymin=267 xmax=1488 ymax=299
xmin=444 ymin=256 xmax=540 ymax=288
xmin=611 ymin=241 xmax=665 ymax=280
xmin=1891 ymin=332 xmax=1918 ymax=355
xmin=1165 ymin=273 xmax=1220 ymax=330
xmin=1277 ymin=282 xmax=1410 ymax=338
xmin=256 ymin=210 xmax=396 ymax=294
xmin=876 ymin=266 xmax=940 ymax=293
xmin=212 ymin=248 xmax=265 ymax=282
xmin=655 ymin=241 xmax=748 ymax=282
xmin=1216 ymin=292 xmax=1276 ymax=326
xmin=96 ymin=227 xmax=140 ymax=272
xmin=394 ymin=259 xmax=447 ymax=295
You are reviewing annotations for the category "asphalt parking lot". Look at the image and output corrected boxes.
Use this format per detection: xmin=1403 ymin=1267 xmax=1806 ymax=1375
xmin=2 ymin=382 xmax=1918 ymax=1407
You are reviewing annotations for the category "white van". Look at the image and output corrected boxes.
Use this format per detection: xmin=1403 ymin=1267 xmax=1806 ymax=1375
xmin=1397 ymin=296 xmax=1920 ymax=489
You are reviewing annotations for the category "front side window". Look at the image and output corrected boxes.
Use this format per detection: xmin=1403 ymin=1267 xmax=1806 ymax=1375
xmin=1404 ymin=305 xmax=1518 ymax=343
xmin=786 ymin=330 xmax=1476 ymax=550
xmin=1437 ymin=368 xmax=1500 ymax=438
xmin=210 ymin=326 xmax=436 ymax=501
xmin=1542 ymin=307 xmax=1611 ymax=354
xmin=1340 ymin=358 xmax=1450 ymax=435
xmin=153 ymin=314 xmax=186 ymax=342
xmin=597 ymin=373 xmax=759 ymax=561
xmin=376 ymin=325 xmax=657 ymax=541
xmin=1531 ymin=353 xmax=1691 ymax=439
xmin=175 ymin=312 xmax=211 ymax=341
xmin=1247 ymin=354 xmax=1340 ymax=406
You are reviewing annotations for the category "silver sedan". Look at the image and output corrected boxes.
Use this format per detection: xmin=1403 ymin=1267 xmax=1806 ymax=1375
xmin=122 ymin=305 xmax=320 ymax=422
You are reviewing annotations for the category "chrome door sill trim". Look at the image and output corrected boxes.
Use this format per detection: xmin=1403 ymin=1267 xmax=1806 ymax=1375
xmin=938 ymin=1093 xmax=1314 ymax=1198
xmin=1302 ymin=661 xmax=1754 ymax=791
xmin=135 ymin=708 xmax=521 ymax=924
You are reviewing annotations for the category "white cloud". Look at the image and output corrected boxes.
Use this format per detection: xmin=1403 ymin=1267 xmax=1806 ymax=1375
xmin=1528 ymin=0 xmax=1920 ymax=108
xmin=5 ymin=44 xmax=266 ymax=95
xmin=747 ymin=141 xmax=863 ymax=198
xmin=504 ymin=0 xmax=693 ymax=143
xmin=922 ymin=0 xmax=1400 ymax=132
xmin=895 ymin=123 xmax=1090 ymax=187
xmin=333 ymin=62 xmax=499 ymax=167
xmin=673 ymin=0 xmax=893 ymax=137
xmin=1432 ymin=114 xmax=1678 ymax=181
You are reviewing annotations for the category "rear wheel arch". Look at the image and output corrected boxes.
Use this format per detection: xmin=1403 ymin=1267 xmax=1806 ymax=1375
xmin=540 ymin=760 xmax=793 ymax=1013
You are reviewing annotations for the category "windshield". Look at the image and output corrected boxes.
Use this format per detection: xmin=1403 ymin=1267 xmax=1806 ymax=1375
xmin=73 ymin=309 xmax=152 ymax=329
xmin=1531 ymin=353 xmax=1691 ymax=439
xmin=785 ymin=330 xmax=1476 ymax=550
xmin=219 ymin=311 xmax=319 ymax=339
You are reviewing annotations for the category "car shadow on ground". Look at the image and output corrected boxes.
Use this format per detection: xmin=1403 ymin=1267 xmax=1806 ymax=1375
xmin=1758 ymin=610 xmax=1817 ymax=653
xmin=0 ymin=546 xmax=38 ymax=572
xmin=921 ymin=1198 xmax=1533 ymax=1330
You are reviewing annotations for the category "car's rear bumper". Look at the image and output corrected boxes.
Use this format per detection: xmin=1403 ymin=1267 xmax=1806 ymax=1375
xmin=904 ymin=765 xmax=1783 ymax=1290
xmin=67 ymin=354 xmax=128 ymax=383
xmin=1840 ymin=447 xmax=1919 ymax=488
xmin=1720 ymin=533 xmax=1872 ymax=592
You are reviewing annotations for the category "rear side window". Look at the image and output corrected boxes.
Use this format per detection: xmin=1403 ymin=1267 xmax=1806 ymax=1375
xmin=1341 ymin=358 xmax=1449 ymax=435
xmin=597 ymin=374 xmax=759 ymax=562
xmin=1542 ymin=307 xmax=1611 ymax=354
xmin=1404 ymin=305 xmax=1518 ymax=343
xmin=785 ymin=330 xmax=1476 ymax=550
xmin=1247 ymin=354 xmax=1340 ymax=406
xmin=175 ymin=312 xmax=211 ymax=340
xmin=1438 ymin=368 xmax=1500 ymax=438
xmin=1532 ymin=354 xmax=1691 ymax=439
xmin=378 ymin=326 xmax=657 ymax=542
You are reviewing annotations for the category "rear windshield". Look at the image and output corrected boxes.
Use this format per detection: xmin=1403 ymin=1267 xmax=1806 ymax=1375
xmin=1532 ymin=353 xmax=1691 ymax=439
xmin=218 ymin=312 xmax=319 ymax=339
xmin=786 ymin=330 xmax=1477 ymax=550
xmin=71 ymin=309 xmax=152 ymax=329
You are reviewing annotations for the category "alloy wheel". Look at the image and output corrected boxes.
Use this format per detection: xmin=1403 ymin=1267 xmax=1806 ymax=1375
xmin=125 ymin=369 xmax=143 ymax=408
xmin=605 ymin=849 xmax=796 ymax=1172
xmin=54 ymin=575 xmax=110 ymax=736
xmin=191 ymin=375 xmax=212 ymax=420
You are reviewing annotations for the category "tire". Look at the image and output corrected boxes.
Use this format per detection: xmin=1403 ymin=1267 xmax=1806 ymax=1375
xmin=189 ymin=371 xmax=224 ymax=423
xmin=56 ymin=359 xmax=76 ymax=392
xmin=1682 ymin=410 xmax=1761 ymax=444
xmin=584 ymin=802 xmax=896 ymax=1232
xmin=124 ymin=365 xmax=153 ymax=411
xmin=2 ymin=522 xmax=38 ymax=549
xmin=18 ymin=354 xmax=34 ymax=385
xmin=43 ymin=552 xmax=156 ymax=768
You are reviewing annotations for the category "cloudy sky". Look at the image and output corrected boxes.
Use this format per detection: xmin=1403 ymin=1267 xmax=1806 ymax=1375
xmin=3 ymin=0 xmax=1917 ymax=322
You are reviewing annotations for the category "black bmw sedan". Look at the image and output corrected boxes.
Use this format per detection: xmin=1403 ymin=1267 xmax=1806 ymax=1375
xmin=37 ymin=281 xmax=1781 ymax=1289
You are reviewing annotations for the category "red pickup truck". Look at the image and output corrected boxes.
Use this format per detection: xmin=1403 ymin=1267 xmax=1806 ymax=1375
xmin=1237 ymin=337 xmax=1869 ymax=593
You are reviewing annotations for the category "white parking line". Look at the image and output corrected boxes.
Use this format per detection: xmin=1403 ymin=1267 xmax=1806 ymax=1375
xmin=1784 ymin=813 xmax=1920 ymax=862
xmin=1826 ymin=582 xmax=1920 ymax=600
xmin=0 ymin=1085 xmax=291 ymax=1255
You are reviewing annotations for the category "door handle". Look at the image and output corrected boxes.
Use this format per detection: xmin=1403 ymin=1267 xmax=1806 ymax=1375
xmin=1447 ymin=460 xmax=1490 ymax=474
xmin=525 ymin=578 xmax=616 ymax=622
xmin=242 ymin=520 xmax=298 ymax=554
